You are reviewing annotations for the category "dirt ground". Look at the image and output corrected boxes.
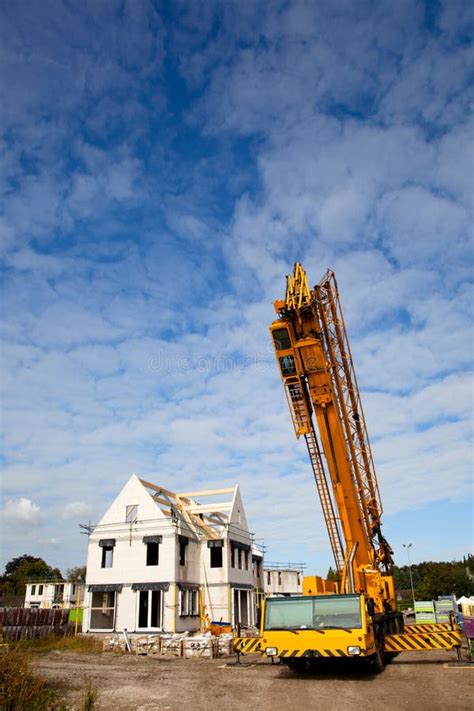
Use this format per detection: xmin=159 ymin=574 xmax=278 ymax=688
xmin=35 ymin=649 xmax=473 ymax=711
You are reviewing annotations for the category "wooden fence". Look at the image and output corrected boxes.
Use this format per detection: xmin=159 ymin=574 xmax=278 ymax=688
xmin=0 ymin=607 xmax=74 ymax=641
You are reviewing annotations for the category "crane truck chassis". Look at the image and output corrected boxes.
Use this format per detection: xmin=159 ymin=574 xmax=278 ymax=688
xmin=234 ymin=263 xmax=462 ymax=672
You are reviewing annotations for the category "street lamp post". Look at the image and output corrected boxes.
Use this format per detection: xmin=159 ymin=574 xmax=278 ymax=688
xmin=403 ymin=543 xmax=416 ymax=612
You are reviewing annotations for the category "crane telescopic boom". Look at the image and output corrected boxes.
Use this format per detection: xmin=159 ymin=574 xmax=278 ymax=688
xmin=270 ymin=262 xmax=394 ymax=610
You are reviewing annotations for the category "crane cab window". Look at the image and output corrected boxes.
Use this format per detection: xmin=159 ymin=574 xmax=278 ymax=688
xmin=279 ymin=355 xmax=297 ymax=376
xmin=265 ymin=594 xmax=362 ymax=630
xmin=272 ymin=328 xmax=291 ymax=351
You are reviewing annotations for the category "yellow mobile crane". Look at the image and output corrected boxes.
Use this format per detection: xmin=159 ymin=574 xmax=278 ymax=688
xmin=235 ymin=263 xmax=461 ymax=672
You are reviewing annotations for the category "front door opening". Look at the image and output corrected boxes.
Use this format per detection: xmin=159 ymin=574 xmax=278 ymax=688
xmin=138 ymin=590 xmax=161 ymax=629
xmin=90 ymin=592 xmax=116 ymax=630
xmin=233 ymin=589 xmax=251 ymax=627
xmin=239 ymin=590 xmax=249 ymax=626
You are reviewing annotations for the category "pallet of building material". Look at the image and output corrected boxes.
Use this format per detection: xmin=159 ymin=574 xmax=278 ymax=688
xmin=415 ymin=601 xmax=436 ymax=624
xmin=160 ymin=633 xmax=188 ymax=657
xmin=135 ymin=635 xmax=162 ymax=656
xmin=103 ymin=635 xmax=128 ymax=653
xmin=183 ymin=637 xmax=219 ymax=659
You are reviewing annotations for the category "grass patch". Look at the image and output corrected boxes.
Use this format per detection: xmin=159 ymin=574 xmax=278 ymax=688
xmin=15 ymin=634 xmax=103 ymax=655
xmin=82 ymin=681 xmax=100 ymax=711
xmin=0 ymin=646 xmax=101 ymax=710
xmin=0 ymin=647 xmax=60 ymax=711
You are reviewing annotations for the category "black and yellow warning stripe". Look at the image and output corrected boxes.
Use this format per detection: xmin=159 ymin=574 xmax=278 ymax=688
xmin=279 ymin=648 xmax=349 ymax=658
xmin=385 ymin=630 xmax=462 ymax=652
xmin=233 ymin=639 xmax=351 ymax=657
xmin=233 ymin=637 xmax=262 ymax=654
xmin=404 ymin=623 xmax=451 ymax=633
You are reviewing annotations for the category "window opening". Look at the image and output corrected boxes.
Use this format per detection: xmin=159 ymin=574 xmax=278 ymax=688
xmin=125 ymin=504 xmax=138 ymax=523
xmin=279 ymin=355 xmax=297 ymax=376
xmin=101 ymin=546 xmax=114 ymax=568
xmin=179 ymin=537 xmax=188 ymax=566
xmin=273 ymin=327 xmax=291 ymax=351
xmin=138 ymin=590 xmax=161 ymax=629
xmin=90 ymin=591 xmax=116 ymax=630
xmin=146 ymin=542 xmax=159 ymax=566
xmin=210 ymin=546 xmax=223 ymax=568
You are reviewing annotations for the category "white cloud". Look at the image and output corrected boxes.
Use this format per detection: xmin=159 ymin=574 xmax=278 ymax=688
xmin=1 ymin=498 xmax=42 ymax=527
xmin=61 ymin=502 xmax=90 ymax=519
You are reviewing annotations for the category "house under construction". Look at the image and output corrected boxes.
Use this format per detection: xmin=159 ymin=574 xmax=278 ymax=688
xmin=83 ymin=475 xmax=263 ymax=634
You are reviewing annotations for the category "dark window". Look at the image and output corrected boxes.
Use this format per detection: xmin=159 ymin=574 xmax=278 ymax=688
xmin=179 ymin=540 xmax=187 ymax=566
xmin=138 ymin=590 xmax=148 ymax=628
xmin=238 ymin=548 xmax=242 ymax=570
xmin=101 ymin=546 xmax=114 ymax=568
xmin=244 ymin=551 xmax=249 ymax=570
xmin=146 ymin=542 xmax=159 ymax=566
xmin=31 ymin=585 xmax=36 ymax=595
xmin=38 ymin=585 xmax=43 ymax=595
xmin=210 ymin=546 xmax=223 ymax=568
xmin=273 ymin=327 xmax=291 ymax=351
xmin=151 ymin=590 xmax=160 ymax=627
xmin=138 ymin=590 xmax=161 ymax=629
xmin=279 ymin=355 xmax=297 ymax=376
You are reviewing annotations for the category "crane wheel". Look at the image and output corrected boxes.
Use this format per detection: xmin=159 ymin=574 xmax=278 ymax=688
xmin=286 ymin=658 xmax=311 ymax=673
xmin=367 ymin=643 xmax=386 ymax=674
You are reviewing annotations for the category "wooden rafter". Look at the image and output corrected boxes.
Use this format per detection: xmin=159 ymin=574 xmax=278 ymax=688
xmin=176 ymin=487 xmax=235 ymax=498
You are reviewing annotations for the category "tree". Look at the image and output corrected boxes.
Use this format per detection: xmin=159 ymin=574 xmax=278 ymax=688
xmin=66 ymin=565 xmax=86 ymax=582
xmin=393 ymin=558 xmax=474 ymax=600
xmin=414 ymin=561 xmax=473 ymax=600
xmin=4 ymin=554 xmax=40 ymax=577
xmin=1 ymin=554 xmax=63 ymax=597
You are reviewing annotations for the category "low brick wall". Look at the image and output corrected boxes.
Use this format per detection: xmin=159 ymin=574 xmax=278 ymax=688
xmin=0 ymin=607 xmax=74 ymax=641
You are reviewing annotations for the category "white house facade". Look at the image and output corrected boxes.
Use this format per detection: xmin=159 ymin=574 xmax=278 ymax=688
xmin=264 ymin=567 xmax=304 ymax=596
xmin=24 ymin=581 xmax=85 ymax=609
xmin=83 ymin=475 xmax=263 ymax=635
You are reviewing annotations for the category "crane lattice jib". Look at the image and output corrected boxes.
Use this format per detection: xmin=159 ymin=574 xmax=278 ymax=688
xmin=283 ymin=375 xmax=345 ymax=573
xmin=314 ymin=271 xmax=393 ymax=571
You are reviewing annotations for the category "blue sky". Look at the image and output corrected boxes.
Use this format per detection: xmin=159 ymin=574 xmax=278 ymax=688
xmin=0 ymin=0 xmax=472 ymax=575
